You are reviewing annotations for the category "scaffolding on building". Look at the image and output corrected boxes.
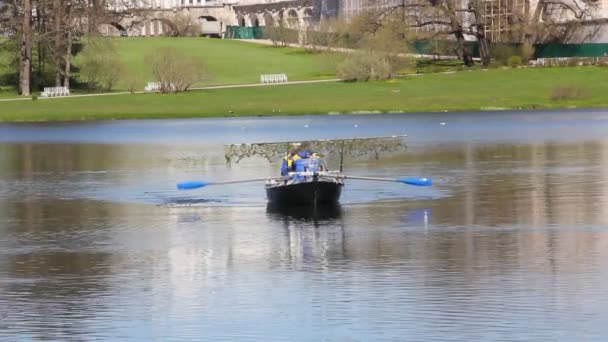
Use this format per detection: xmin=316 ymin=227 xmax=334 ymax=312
xmin=481 ymin=0 xmax=524 ymax=42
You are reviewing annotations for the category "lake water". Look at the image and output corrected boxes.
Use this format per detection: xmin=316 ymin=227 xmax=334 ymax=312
xmin=1 ymin=109 xmax=608 ymax=341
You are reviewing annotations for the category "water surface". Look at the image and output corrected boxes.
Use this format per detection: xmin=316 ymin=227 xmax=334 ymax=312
xmin=1 ymin=109 xmax=608 ymax=341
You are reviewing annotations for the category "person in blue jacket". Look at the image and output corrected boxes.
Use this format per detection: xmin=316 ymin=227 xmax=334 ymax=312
xmin=281 ymin=149 xmax=301 ymax=177
xmin=282 ymin=149 xmax=320 ymax=177
xmin=292 ymin=150 xmax=324 ymax=180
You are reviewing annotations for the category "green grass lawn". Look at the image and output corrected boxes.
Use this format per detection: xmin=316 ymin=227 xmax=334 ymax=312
xmin=1 ymin=67 xmax=607 ymax=122
xmin=110 ymin=37 xmax=337 ymax=91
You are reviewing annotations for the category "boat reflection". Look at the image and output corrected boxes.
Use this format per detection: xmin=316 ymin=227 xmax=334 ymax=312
xmin=266 ymin=202 xmax=343 ymax=222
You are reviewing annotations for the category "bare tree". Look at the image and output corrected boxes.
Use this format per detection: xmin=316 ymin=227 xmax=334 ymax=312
xmin=510 ymin=0 xmax=601 ymax=44
xmin=335 ymin=10 xmax=416 ymax=81
xmin=367 ymin=0 xmax=478 ymax=66
xmin=161 ymin=11 xmax=199 ymax=37
xmin=145 ymin=47 xmax=209 ymax=93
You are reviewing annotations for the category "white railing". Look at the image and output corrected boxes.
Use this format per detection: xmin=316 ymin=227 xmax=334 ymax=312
xmin=260 ymin=74 xmax=288 ymax=84
xmin=287 ymin=171 xmax=340 ymax=177
xmin=531 ymin=57 xmax=608 ymax=67
xmin=41 ymin=87 xmax=70 ymax=97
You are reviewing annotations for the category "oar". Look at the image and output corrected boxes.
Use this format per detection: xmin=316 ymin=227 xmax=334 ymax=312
xmin=343 ymin=175 xmax=433 ymax=186
xmin=177 ymin=178 xmax=268 ymax=190
xmin=286 ymin=171 xmax=432 ymax=186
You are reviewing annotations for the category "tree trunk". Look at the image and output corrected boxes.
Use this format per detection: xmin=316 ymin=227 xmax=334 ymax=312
xmin=522 ymin=0 xmax=531 ymax=43
xmin=64 ymin=31 xmax=72 ymax=89
xmin=19 ymin=0 xmax=32 ymax=96
xmin=467 ymin=1 xmax=491 ymax=67
xmin=455 ymin=31 xmax=474 ymax=66
xmin=35 ymin=5 xmax=44 ymax=83
xmin=54 ymin=0 xmax=63 ymax=87
xmin=477 ymin=34 xmax=491 ymax=67
xmin=443 ymin=1 xmax=474 ymax=67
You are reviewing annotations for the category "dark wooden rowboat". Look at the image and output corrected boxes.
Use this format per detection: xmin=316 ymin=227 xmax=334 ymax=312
xmin=265 ymin=176 xmax=344 ymax=205
xmin=220 ymin=135 xmax=409 ymax=206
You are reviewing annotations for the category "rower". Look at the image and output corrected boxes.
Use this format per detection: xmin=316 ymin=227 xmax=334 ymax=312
xmin=281 ymin=149 xmax=301 ymax=176
xmin=293 ymin=150 xmax=322 ymax=180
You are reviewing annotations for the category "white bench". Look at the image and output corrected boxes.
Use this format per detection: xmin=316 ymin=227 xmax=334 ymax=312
xmin=144 ymin=81 xmax=176 ymax=92
xmin=41 ymin=87 xmax=70 ymax=97
xmin=260 ymin=74 xmax=288 ymax=84
xmin=144 ymin=81 xmax=161 ymax=92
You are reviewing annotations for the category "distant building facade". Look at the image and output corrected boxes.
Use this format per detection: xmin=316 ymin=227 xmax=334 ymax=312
xmin=105 ymin=0 xmax=608 ymax=43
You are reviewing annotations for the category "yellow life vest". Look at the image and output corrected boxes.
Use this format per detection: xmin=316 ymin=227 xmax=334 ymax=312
xmin=285 ymin=153 xmax=301 ymax=169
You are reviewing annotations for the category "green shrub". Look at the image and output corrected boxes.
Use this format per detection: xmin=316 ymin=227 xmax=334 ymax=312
xmin=488 ymin=60 xmax=504 ymax=69
xmin=336 ymin=51 xmax=408 ymax=81
xmin=337 ymin=52 xmax=371 ymax=81
xmin=491 ymin=45 xmax=519 ymax=66
xmin=508 ymin=55 xmax=523 ymax=68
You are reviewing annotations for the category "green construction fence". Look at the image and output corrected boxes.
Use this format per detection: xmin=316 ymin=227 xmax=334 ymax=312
xmin=225 ymin=26 xmax=264 ymax=39
xmin=224 ymin=27 xmax=608 ymax=58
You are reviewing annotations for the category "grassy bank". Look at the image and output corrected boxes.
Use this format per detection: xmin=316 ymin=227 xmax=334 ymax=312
xmin=113 ymin=38 xmax=336 ymax=88
xmin=1 ymin=67 xmax=607 ymax=122
xmin=0 ymin=37 xmax=336 ymax=97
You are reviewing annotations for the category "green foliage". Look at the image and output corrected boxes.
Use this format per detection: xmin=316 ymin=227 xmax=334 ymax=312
xmin=0 ymin=38 xmax=17 ymax=87
xmin=491 ymin=45 xmax=520 ymax=66
xmin=491 ymin=43 xmax=536 ymax=66
xmin=508 ymin=55 xmax=523 ymax=68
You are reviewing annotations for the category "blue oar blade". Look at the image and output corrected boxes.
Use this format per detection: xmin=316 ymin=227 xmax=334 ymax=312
xmin=177 ymin=180 xmax=210 ymax=190
xmin=398 ymin=177 xmax=433 ymax=186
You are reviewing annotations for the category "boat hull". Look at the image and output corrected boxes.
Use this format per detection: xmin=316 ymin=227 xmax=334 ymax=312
xmin=265 ymin=179 xmax=343 ymax=205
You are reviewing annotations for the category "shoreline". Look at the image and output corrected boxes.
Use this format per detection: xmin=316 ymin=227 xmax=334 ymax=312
xmin=2 ymin=104 xmax=607 ymax=124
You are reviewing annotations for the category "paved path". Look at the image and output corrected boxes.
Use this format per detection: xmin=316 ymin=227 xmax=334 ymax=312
xmin=0 ymin=78 xmax=342 ymax=103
